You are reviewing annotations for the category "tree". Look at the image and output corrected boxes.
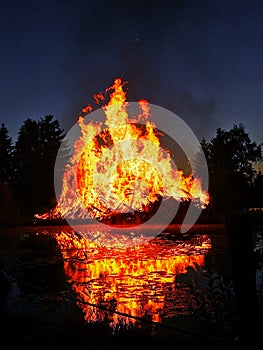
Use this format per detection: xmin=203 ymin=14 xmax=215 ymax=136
xmin=36 ymin=115 xmax=68 ymax=210
xmin=14 ymin=118 xmax=39 ymax=185
xmin=0 ymin=123 xmax=13 ymax=183
xmin=0 ymin=124 xmax=22 ymax=226
xmin=202 ymin=124 xmax=262 ymax=214
xmin=13 ymin=115 xmax=66 ymax=216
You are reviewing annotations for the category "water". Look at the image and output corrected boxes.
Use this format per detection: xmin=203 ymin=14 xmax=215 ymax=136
xmin=1 ymin=223 xmax=262 ymax=344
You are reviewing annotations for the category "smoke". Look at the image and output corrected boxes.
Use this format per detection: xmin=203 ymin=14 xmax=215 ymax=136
xmin=59 ymin=0 xmax=220 ymax=141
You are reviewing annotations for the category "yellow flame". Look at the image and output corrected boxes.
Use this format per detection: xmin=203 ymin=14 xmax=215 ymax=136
xmin=35 ymin=77 xmax=209 ymax=223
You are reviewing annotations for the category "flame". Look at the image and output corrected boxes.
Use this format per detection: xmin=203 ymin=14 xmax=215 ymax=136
xmin=49 ymin=228 xmax=211 ymax=329
xmin=34 ymin=78 xmax=212 ymax=330
xmin=35 ymin=77 xmax=209 ymax=224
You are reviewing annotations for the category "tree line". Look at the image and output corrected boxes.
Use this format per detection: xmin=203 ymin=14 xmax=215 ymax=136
xmin=201 ymin=124 xmax=263 ymax=214
xmin=0 ymin=115 xmax=69 ymax=224
xmin=0 ymin=116 xmax=262 ymax=225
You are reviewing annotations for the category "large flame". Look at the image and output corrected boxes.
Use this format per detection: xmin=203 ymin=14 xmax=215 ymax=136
xmin=35 ymin=78 xmax=209 ymax=224
xmin=34 ymin=79 xmax=212 ymax=330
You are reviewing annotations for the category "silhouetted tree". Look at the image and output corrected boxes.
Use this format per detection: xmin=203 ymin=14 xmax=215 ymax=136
xmin=14 ymin=115 xmax=66 ymax=217
xmin=0 ymin=123 xmax=13 ymax=183
xmin=0 ymin=124 xmax=21 ymax=226
xmin=202 ymin=124 xmax=262 ymax=214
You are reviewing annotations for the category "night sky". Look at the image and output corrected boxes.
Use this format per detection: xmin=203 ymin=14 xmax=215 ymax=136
xmin=1 ymin=0 xmax=263 ymax=147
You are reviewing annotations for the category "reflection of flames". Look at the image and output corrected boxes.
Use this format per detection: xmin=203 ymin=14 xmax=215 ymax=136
xmin=49 ymin=228 xmax=211 ymax=329
xmin=35 ymin=77 xmax=209 ymax=224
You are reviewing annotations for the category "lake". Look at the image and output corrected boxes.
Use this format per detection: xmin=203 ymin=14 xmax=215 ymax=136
xmin=0 ymin=223 xmax=262 ymax=345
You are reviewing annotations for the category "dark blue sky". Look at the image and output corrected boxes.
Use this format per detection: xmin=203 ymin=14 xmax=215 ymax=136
xmin=1 ymin=0 xmax=263 ymax=146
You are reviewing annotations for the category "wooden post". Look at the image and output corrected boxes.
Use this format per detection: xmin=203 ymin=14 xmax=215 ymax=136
xmin=226 ymin=210 xmax=259 ymax=344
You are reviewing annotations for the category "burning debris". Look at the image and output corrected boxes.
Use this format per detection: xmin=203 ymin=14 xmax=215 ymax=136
xmin=35 ymin=78 xmax=209 ymax=226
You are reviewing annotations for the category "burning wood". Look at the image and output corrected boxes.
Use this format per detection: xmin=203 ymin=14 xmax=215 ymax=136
xmin=35 ymin=78 xmax=209 ymax=227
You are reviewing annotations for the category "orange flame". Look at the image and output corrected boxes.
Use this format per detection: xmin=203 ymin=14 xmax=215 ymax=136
xmin=35 ymin=77 xmax=209 ymax=224
xmin=35 ymin=78 xmax=212 ymax=330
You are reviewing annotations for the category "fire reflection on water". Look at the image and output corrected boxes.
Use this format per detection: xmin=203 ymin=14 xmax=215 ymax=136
xmin=50 ymin=227 xmax=211 ymax=330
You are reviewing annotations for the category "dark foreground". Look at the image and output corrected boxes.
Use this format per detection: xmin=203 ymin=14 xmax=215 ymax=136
xmin=0 ymin=223 xmax=262 ymax=347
